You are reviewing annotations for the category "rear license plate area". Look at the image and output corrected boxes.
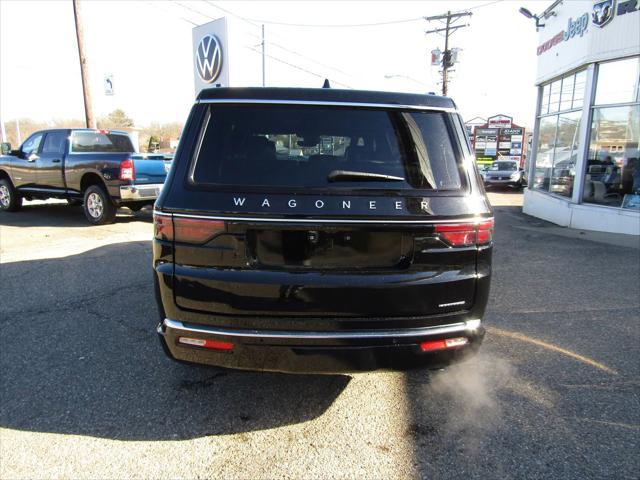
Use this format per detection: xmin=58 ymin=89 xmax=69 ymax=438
xmin=249 ymin=229 xmax=406 ymax=269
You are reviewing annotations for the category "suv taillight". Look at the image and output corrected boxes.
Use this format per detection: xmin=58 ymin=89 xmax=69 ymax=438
xmin=154 ymin=213 xmax=174 ymax=241
xmin=435 ymin=218 xmax=494 ymax=247
xmin=119 ymin=158 xmax=135 ymax=180
xmin=153 ymin=213 xmax=226 ymax=244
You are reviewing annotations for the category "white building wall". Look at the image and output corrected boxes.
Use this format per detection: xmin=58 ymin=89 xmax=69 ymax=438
xmin=525 ymin=0 xmax=640 ymax=235
xmin=536 ymin=0 xmax=640 ymax=84
xmin=524 ymin=189 xmax=640 ymax=234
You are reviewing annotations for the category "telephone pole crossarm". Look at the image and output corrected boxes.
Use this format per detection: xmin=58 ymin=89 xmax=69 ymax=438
xmin=425 ymin=25 xmax=469 ymax=35
xmin=424 ymin=11 xmax=472 ymax=21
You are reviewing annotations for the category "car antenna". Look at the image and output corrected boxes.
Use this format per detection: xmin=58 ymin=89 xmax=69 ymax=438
xmin=322 ymin=79 xmax=331 ymax=88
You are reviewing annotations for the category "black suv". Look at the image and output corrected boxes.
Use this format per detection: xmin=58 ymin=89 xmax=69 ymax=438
xmin=154 ymin=87 xmax=493 ymax=373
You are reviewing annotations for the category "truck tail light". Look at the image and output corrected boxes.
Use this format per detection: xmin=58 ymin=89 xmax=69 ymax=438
xmin=435 ymin=218 xmax=494 ymax=247
xmin=119 ymin=158 xmax=135 ymax=180
xmin=153 ymin=213 xmax=225 ymax=244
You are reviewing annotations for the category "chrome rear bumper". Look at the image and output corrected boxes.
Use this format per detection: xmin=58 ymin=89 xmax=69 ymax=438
xmin=120 ymin=183 xmax=164 ymax=201
xmin=157 ymin=318 xmax=485 ymax=373
xmin=161 ymin=318 xmax=482 ymax=340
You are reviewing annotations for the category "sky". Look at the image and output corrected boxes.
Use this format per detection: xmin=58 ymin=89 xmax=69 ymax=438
xmin=0 ymin=0 xmax=548 ymax=128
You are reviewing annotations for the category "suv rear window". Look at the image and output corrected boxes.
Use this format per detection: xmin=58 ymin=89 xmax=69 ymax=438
xmin=190 ymin=104 xmax=463 ymax=191
xmin=70 ymin=131 xmax=134 ymax=153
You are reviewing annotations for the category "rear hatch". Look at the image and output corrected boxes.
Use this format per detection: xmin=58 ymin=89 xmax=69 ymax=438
xmin=160 ymin=103 xmax=491 ymax=320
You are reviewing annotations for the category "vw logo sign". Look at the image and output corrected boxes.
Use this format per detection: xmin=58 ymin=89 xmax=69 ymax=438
xmin=196 ymin=35 xmax=223 ymax=83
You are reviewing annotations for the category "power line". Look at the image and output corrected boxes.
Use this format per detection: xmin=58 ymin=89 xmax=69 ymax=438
xmin=200 ymin=1 xmax=355 ymax=79
xmin=204 ymin=0 xmax=421 ymax=27
xmin=265 ymin=40 xmax=355 ymax=79
xmin=236 ymin=16 xmax=425 ymax=28
xmin=205 ymin=0 xmax=503 ymax=28
xmin=203 ymin=0 xmax=260 ymax=27
xmin=146 ymin=1 xmax=198 ymax=26
xmin=458 ymin=0 xmax=504 ymax=12
xmin=172 ymin=0 xmax=355 ymax=86
xmin=244 ymin=46 xmax=352 ymax=89
xmin=172 ymin=1 xmax=220 ymax=23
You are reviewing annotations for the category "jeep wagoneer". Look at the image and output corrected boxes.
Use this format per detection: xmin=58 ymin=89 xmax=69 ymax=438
xmin=153 ymin=87 xmax=493 ymax=373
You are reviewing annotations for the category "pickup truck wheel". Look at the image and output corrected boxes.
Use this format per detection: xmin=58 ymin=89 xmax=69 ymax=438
xmin=0 ymin=178 xmax=22 ymax=212
xmin=83 ymin=185 xmax=116 ymax=225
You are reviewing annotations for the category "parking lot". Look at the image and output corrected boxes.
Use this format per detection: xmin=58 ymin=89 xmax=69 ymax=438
xmin=1 ymin=192 xmax=638 ymax=479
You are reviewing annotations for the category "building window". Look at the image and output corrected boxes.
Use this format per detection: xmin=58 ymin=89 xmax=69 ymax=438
xmin=583 ymin=105 xmax=640 ymax=208
xmin=533 ymin=69 xmax=587 ymax=197
xmin=550 ymin=112 xmax=581 ymax=197
xmin=594 ymin=57 xmax=640 ymax=106
xmin=572 ymin=70 xmax=587 ymax=110
xmin=582 ymin=57 xmax=640 ymax=209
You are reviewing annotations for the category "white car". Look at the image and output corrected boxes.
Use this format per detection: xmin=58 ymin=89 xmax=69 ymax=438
xmin=483 ymin=160 xmax=526 ymax=189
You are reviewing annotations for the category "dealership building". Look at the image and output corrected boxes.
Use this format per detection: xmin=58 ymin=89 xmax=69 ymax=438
xmin=524 ymin=0 xmax=640 ymax=234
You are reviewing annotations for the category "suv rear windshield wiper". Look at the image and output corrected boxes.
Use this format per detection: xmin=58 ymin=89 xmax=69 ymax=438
xmin=328 ymin=170 xmax=405 ymax=183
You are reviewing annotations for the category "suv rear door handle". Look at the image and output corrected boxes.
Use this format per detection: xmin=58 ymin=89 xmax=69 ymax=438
xmin=52 ymin=159 xmax=61 ymax=163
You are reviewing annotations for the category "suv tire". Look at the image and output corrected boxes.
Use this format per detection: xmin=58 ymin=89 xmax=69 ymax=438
xmin=0 ymin=178 xmax=22 ymax=212
xmin=83 ymin=185 xmax=116 ymax=225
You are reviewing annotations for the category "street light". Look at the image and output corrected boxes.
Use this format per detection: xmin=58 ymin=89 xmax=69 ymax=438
xmin=519 ymin=7 xmax=544 ymax=28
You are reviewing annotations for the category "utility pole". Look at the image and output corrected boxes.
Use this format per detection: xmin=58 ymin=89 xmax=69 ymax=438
xmin=72 ymin=0 xmax=96 ymax=128
xmin=261 ymin=24 xmax=266 ymax=87
xmin=425 ymin=11 xmax=471 ymax=96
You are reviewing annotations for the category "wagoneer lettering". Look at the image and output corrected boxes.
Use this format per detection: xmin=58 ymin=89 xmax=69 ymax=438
xmin=153 ymin=87 xmax=493 ymax=374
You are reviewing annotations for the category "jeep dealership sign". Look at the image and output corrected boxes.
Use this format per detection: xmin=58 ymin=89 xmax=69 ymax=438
xmin=193 ymin=18 xmax=229 ymax=95
xmin=535 ymin=0 xmax=639 ymax=84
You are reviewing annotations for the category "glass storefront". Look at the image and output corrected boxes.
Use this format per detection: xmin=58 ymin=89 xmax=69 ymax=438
xmin=583 ymin=57 xmax=640 ymax=209
xmin=532 ymin=56 xmax=640 ymax=210
xmin=533 ymin=69 xmax=586 ymax=197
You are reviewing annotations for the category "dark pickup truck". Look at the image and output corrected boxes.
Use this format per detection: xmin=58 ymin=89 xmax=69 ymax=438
xmin=0 ymin=129 xmax=171 ymax=224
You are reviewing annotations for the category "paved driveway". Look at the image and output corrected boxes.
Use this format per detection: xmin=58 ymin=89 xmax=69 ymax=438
xmin=1 ymin=196 xmax=638 ymax=479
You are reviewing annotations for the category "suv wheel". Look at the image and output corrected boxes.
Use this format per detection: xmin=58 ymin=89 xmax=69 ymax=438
xmin=0 ymin=178 xmax=22 ymax=212
xmin=83 ymin=185 xmax=116 ymax=225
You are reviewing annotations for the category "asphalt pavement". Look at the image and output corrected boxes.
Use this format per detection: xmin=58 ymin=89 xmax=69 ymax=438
xmin=0 ymin=193 xmax=638 ymax=479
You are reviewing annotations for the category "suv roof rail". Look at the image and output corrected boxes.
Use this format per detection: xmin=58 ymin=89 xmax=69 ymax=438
xmin=196 ymin=87 xmax=456 ymax=110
